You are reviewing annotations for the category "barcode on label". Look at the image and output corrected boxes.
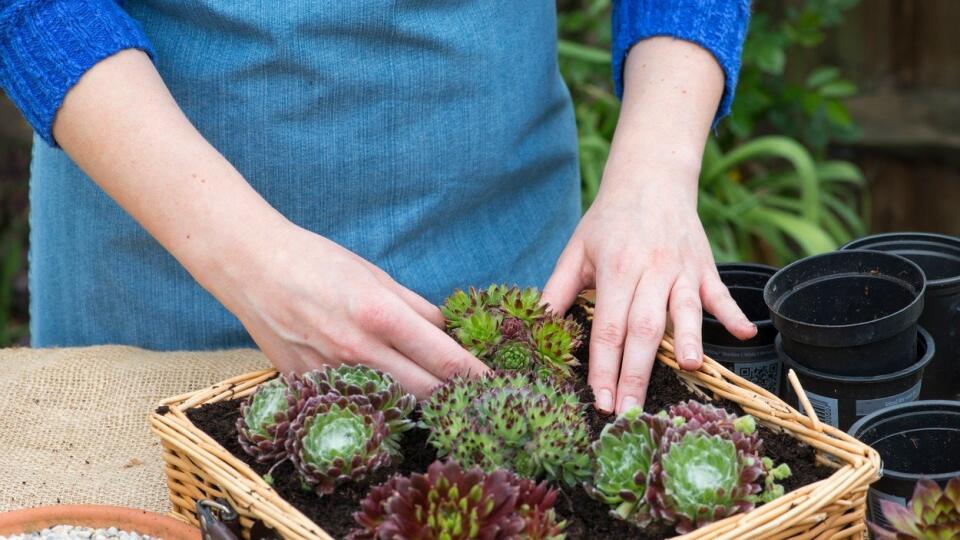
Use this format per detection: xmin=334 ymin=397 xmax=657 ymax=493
xmin=803 ymin=390 xmax=839 ymax=428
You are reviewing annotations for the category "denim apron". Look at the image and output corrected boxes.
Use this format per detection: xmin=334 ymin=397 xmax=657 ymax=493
xmin=28 ymin=1 xmax=581 ymax=349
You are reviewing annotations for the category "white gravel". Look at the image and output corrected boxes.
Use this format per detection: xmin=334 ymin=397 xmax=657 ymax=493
xmin=0 ymin=525 xmax=160 ymax=540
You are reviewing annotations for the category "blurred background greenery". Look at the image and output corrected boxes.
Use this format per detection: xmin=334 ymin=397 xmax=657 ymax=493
xmin=1 ymin=0 xmax=959 ymax=346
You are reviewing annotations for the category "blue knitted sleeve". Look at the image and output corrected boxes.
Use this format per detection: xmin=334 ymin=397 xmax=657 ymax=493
xmin=612 ymin=0 xmax=751 ymax=125
xmin=0 ymin=0 xmax=155 ymax=146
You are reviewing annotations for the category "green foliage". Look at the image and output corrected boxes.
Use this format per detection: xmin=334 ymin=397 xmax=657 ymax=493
xmin=557 ymin=0 xmax=867 ymax=265
xmin=349 ymin=460 xmax=566 ymax=540
xmin=870 ymin=477 xmax=960 ymax=540
xmin=441 ymin=285 xmax=583 ymax=378
xmin=420 ymin=371 xmax=592 ymax=486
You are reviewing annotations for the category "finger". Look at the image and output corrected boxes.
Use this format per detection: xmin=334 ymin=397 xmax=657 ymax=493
xmin=618 ymin=272 xmax=672 ymax=413
xmin=358 ymin=260 xmax=447 ymax=329
xmin=701 ymin=271 xmax=757 ymax=340
xmin=669 ymin=276 xmax=704 ymax=371
xmin=350 ymin=342 xmax=443 ymax=399
xmin=381 ymin=299 xmax=491 ymax=381
xmin=542 ymin=240 xmax=591 ymax=316
xmin=588 ymin=258 xmax=640 ymax=413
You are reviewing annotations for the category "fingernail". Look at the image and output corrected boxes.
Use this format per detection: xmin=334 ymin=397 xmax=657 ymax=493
xmin=621 ymin=396 xmax=639 ymax=412
xmin=684 ymin=347 xmax=700 ymax=365
xmin=596 ymin=389 xmax=614 ymax=413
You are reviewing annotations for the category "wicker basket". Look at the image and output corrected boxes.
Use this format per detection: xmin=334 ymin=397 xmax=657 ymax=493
xmin=151 ymin=334 xmax=880 ymax=540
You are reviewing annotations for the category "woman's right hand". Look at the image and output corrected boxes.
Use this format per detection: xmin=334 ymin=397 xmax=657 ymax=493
xmin=51 ymin=50 xmax=485 ymax=399
xmin=217 ymin=222 xmax=489 ymax=398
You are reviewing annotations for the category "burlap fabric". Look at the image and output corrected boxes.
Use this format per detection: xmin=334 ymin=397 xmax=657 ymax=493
xmin=0 ymin=346 xmax=269 ymax=512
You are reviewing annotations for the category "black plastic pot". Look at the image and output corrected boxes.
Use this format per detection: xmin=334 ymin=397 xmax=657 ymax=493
xmin=842 ymin=233 xmax=960 ymax=400
xmin=764 ymin=251 xmax=926 ymax=377
xmin=703 ymin=263 xmax=781 ymax=395
xmin=848 ymin=400 xmax=960 ymax=529
xmin=780 ymin=326 xmax=934 ymax=431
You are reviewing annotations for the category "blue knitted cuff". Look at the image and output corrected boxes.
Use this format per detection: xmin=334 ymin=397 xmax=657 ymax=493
xmin=612 ymin=0 xmax=751 ymax=126
xmin=0 ymin=0 xmax=155 ymax=146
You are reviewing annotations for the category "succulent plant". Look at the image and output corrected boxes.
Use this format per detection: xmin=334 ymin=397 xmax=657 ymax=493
xmin=287 ymin=394 xmax=391 ymax=496
xmin=420 ymin=371 xmax=591 ymax=486
xmin=304 ymin=364 xmax=416 ymax=455
xmin=441 ymin=285 xmax=583 ymax=378
xmin=236 ymin=373 xmax=316 ymax=463
xmin=349 ymin=460 xmax=565 ymax=540
xmin=586 ymin=407 xmax=666 ymax=525
xmin=870 ymin=477 xmax=960 ymax=540
xmin=491 ymin=340 xmax=536 ymax=370
xmin=530 ymin=317 xmax=582 ymax=376
xmin=646 ymin=401 xmax=766 ymax=534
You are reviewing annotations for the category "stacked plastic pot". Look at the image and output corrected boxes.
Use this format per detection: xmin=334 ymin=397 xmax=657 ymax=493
xmin=705 ymin=233 xmax=960 ymax=527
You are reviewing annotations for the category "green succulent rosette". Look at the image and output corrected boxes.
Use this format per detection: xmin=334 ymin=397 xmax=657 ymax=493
xmin=304 ymin=364 xmax=416 ymax=455
xmin=586 ymin=406 xmax=666 ymax=525
xmin=287 ymin=394 xmax=391 ymax=496
xmin=646 ymin=401 xmax=765 ymax=534
xmin=236 ymin=373 xmax=316 ymax=463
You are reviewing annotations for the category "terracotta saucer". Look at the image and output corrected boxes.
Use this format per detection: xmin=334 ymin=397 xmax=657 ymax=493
xmin=0 ymin=505 xmax=200 ymax=539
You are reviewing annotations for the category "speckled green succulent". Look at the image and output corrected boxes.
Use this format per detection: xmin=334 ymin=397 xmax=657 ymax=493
xmin=441 ymin=285 xmax=583 ymax=378
xmin=420 ymin=371 xmax=591 ymax=486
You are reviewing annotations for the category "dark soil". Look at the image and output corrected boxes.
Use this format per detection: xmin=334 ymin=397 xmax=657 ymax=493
xmin=186 ymin=301 xmax=834 ymax=540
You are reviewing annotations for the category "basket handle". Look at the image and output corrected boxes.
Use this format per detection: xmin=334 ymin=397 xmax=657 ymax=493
xmin=787 ymin=368 xmax=824 ymax=433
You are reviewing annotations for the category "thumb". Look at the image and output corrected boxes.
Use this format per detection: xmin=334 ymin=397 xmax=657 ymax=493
xmin=542 ymin=241 xmax=591 ymax=316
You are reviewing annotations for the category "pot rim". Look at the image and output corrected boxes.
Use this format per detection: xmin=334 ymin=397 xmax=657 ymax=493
xmin=848 ymin=399 xmax=960 ymax=483
xmin=775 ymin=326 xmax=934 ymax=384
xmin=841 ymin=232 xmax=960 ymax=289
xmin=764 ymin=251 xmax=926 ymax=344
xmin=704 ymin=263 xmax=778 ymax=329
xmin=0 ymin=505 xmax=200 ymax=539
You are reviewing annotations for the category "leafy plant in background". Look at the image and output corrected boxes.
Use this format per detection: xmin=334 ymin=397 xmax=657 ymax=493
xmin=557 ymin=0 xmax=868 ymax=266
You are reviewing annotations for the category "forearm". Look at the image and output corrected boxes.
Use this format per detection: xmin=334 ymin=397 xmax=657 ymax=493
xmin=52 ymin=49 xmax=287 ymax=304
xmin=602 ymin=37 xmax=724 ymax=199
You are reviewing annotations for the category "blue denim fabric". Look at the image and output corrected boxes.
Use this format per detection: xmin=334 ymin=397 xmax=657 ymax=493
xmin=28 ymin=1 xmax=581 ymax=349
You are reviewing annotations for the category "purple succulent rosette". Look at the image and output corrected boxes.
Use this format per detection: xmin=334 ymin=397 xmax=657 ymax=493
xmin=348 ymin=460 xmax=565 ymax=540
xmin=236 ymin=372 xmax=316 ymax=464
xmin=287 ymin=393 xmax=391 ymax=496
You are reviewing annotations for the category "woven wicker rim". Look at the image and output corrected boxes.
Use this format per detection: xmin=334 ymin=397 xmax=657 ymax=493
xmin=151 ymin=332 xmax=880 ymax=540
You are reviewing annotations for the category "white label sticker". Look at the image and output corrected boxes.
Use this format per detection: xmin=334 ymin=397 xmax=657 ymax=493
xmin=869 ymin=488 xmax=907 ymax=528
xmin=855 ymin=382 xmax=922 ymax=417
xmin=734 ymin=359 xmax=781 ymax=395
xmin=803 ymin=390 xmax=839 ymax=428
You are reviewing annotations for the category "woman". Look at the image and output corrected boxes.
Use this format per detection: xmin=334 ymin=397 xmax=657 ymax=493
xmin=0 ymin=0 xmax=756 ymax=413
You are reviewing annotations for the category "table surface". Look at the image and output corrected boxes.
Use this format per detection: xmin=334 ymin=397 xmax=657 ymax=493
xmin=0 ymin=346 xmax=269 ymax=513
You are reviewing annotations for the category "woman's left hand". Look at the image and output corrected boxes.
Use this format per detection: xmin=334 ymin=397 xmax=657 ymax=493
xmin=541 ymin=37 xmax=757 ymax=414
xmin=542 ymin=164 xmax=756 ymax=414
